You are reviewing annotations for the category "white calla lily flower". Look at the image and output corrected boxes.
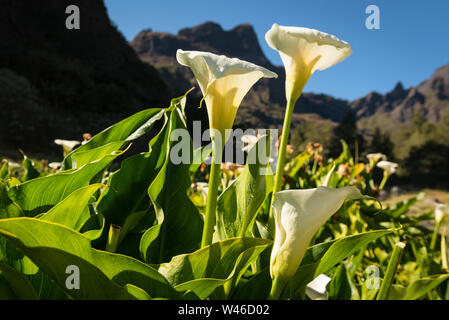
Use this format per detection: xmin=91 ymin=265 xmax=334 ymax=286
xmin=269 ymin=186 xmax=365 ymax=297
xmin=265 ymin=24 xmax=352 ymax=101
xmin=435 ymin=204 xmax=449 ymax=224
xmin=306 ymin=274 xmax=332 ymax=300
xmin=54 ymin=139 xmax=81 ymax=155
xmin=366 ymin=153 xmax=387 ymax=163
xmin=377 ymin=160 xmax=398 ymax=176
xmin=176 ymin=49 xmax=277 ymax=142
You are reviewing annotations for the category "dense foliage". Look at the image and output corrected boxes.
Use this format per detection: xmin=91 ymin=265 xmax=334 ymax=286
xmin=0 ymin=91 xmax=448 ymax=300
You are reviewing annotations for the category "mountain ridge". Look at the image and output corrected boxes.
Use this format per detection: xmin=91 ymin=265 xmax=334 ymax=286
xmin=131 ymin=21 xmax=449 ymax=131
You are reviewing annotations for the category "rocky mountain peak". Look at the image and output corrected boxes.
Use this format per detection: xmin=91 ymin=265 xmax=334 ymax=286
xmin=131 ymin=21 xmax=272 ymax=68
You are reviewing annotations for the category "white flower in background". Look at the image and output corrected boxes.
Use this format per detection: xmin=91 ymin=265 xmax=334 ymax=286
xmin=265 ymin=24 xmax=352 ymax=102
xmin=435 ymin=204 xmax=449 ymax=224
xmin=54 ymin=139 xmax=81 ymax=155
xmin=270 ymin=186 xmax=365 ymax=284
xmin=48 ymin=162 xmax=61 ymax=170
xmin=435 ymin=204 xmax=449 ymax=235
xmin=366 ymin=153 xmax=387 ymax=164
xmin=176 ymin=49 xmax=277 ymax=143
xmin=306 ymin=274 xmax=332 ymax=300
xmin=195 ymin=182 xmax=209 ymax=201
xmin=377 ymin=160 xmax=399 ymax=176
xmin=7 ymin=162 xmax=21 ymax=168
xmin=241 ymin=134 xmax=258 ymax=152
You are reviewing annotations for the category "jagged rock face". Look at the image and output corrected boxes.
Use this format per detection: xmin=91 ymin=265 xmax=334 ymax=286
xmin=130 ymin=21 xmax=352 ymax=128
xmin=351 ymin=62 xmax=449 ymax=125
xmin=132 ymin=22 xmax=273 ymax=68
xmin=0 ymin=0 xmax=170 ymax=156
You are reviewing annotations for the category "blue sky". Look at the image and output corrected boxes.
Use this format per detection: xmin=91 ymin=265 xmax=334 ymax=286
xmin=104 ymin=0 xmax=449 ymax=101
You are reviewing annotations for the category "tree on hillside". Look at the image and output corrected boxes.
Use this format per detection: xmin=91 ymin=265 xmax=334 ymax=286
xmin=329 ymin=111 xmax=365 ymax=160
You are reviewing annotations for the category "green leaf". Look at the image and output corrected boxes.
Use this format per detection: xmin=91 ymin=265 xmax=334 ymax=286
xmin=63 ymin=108 xmax=165 ymax=169
xmin=125 ymin=284 xmax=152 ymax=300
xmin=387 ymin=274 xmax=449 ymax=300
xmin=289 ymin=228 xmax=395 ymax=298
xmin=159 ymin=237 xmax=272 ymax=299
xmin=0 ymin=180 xmax=23 ymax=219
xmin=0 ymin=218 xmax=180 ymax=299
xmin=287 ymin=151 xmax=312 ymax=178
xmin=215 ymin=135 xmax=273 ymax=240
xmin=40 ymin=184 xmax=102 ymax=231
xmin=96 ymin=113 xmax=169 ymax=226
xmin=0 ymin=162 xmax=9 ymax=179
xmin=327 ymin=264 xmax=352 ymax=300
xmin=0 ymin=275 xmax=16 ymax=299
xmin=144 ymin=106 xmax=203 ymax=263
xmin=314 ymin=229 xmax=396 ymax=276
xmin=382 ymin=193 xmax=424 ymax=219
xmin=0 ymin=261 xmax=39 ymax=299
xmin=232 ymin=268 xmax=272 ymax=300
xmin=20 ymin=156 xmax=40 ymax=182
xmin=8 ymin=151 xmax=122 ymax=216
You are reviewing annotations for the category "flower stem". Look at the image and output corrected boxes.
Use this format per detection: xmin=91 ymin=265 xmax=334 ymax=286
xmin=268 ymin=277 xmax=286 ymax=300
xmin=376 ymin=241 xmax=405 ymax=300
xmin=379 ymin=173 xmax=389 ymax=191
xmin=201 ymin=141 xmax=222 ymax=247
xmin=106 ymin=224 xmax=121 ymax=253
xmin=269 ymin=98 xmax=297 ymax=230
xmin=441 ymin=234 xmax=448 ymax=271
xmin=430 ymin=220 xmax=442 ymax=251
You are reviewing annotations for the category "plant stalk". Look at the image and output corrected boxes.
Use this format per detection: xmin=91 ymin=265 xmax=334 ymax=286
xmin=269 ymin=98 xmax=297 ymax=230
xmin=378 ymin=172 xmax=389 ymax=191
xmin=268 ymin=277 xmax=286 ymax=300
xmin=106 ymin=224 xmax=121 ymax=253
xmin=201 ymin=139 xmax=222 ymax=247
xmin=430 ymin=220 xmax=442 ymax=251
xmin=442 ymin=234 xmax=448 ymax=271
xmin=376 ymin=241 xmax=405 ymax=300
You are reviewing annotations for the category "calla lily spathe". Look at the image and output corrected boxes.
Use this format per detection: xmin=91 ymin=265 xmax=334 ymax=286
xmin=176 ymin=49 xmax=277 ymax=143
xmin=54 ymin=139 xmax=81 ymax=155
xmin=270 ymin=186 xmax=365 ymax=284
xmin=366 ymin=153 xmax=387 ymax=165
xmin=435 ymin=204 xmax=449 ymax=224
xmin=377 ymin=160 xmax=398 ymax=176
xmin=265 ymin=24 xmax=352 ymax=102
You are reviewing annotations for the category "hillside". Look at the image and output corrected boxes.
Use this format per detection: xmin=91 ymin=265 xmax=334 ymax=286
xmin=0 ymin=0 xmax=170 ymax=158
xmin=131 ymin=21 xmax=449 ymax=135
xmin=130 ymin=22 xmax=352 ymax=131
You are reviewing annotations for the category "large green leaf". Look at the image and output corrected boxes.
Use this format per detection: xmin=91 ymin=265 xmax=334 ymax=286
xmin=231 ymin=268 xmax=272 ymax=300
xmin=40 ymin=184 xmax=102 ymax=231
xmin=288 ymin=228 xmax=395 ymax=298
xmin=143 ymin=106 xmax=203 ymax=263
xmin=313 ymin=229 xmax=397 ymax=276
xmin=0 ymin=261 xmax=39 ymax=299
xmin=214 ymin=135 xmax=273 ymax=240
xmin=63 ymin=108 xmax=165 ymax=169
xmin=387 ymin=274 xmax=449 ymax=300
xmin=8 ymin=151 xmax=122 ymax=216
xmin=97 ymin=92 xmax=192 ymax=230
xmin=0 ymin=218 xmax=180 ymax=299
xmin=96 ymin=113 xmax=169 ymax=227
xmin=158 ymin=237 xmax=272 ymax=299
